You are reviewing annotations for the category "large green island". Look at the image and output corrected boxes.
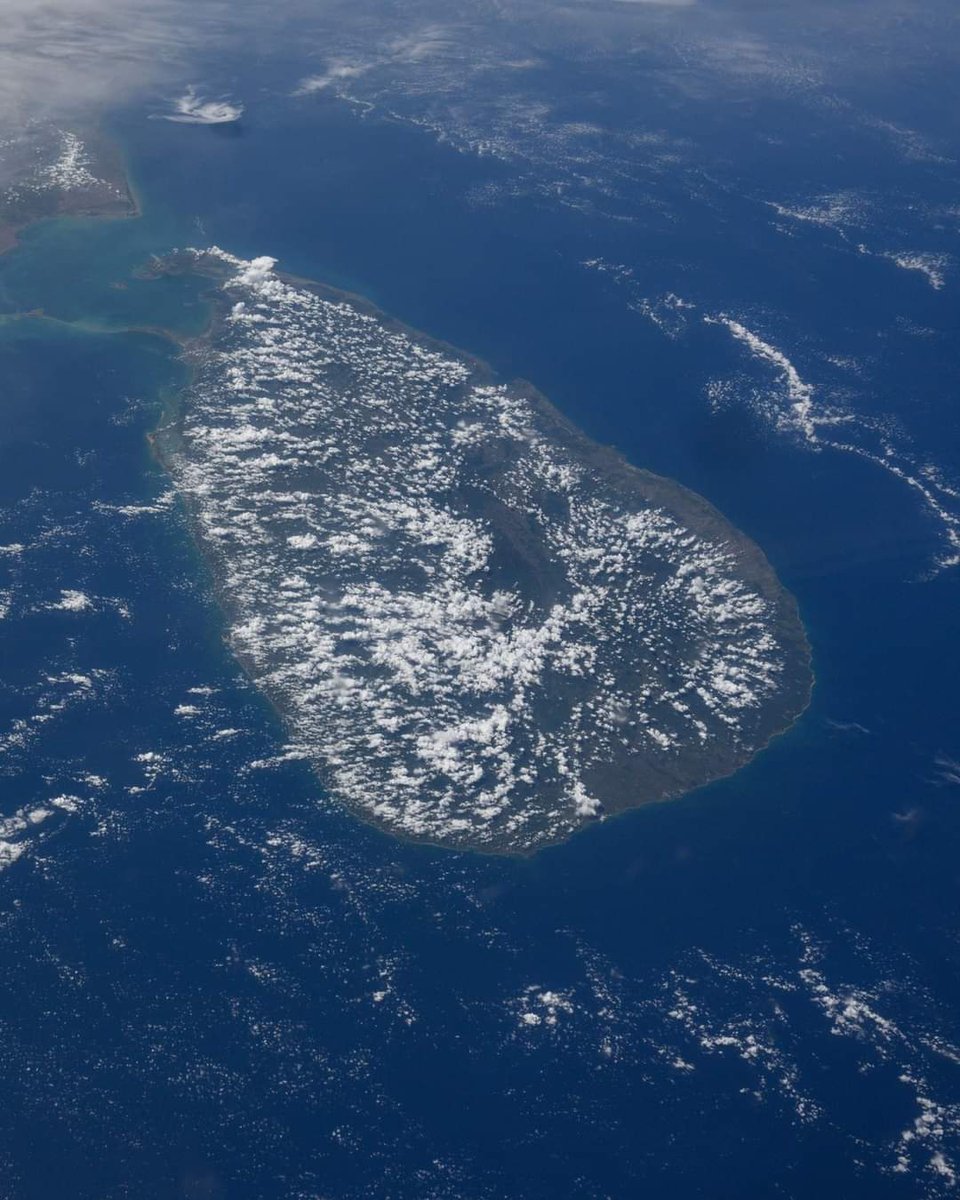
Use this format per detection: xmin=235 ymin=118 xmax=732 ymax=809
xmin=149 ymin=248 xmax=812 ymax=854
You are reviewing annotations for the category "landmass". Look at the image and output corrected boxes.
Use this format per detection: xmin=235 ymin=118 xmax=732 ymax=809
xmin=0 ymin=125 xmax=137 ymax=255
xmin=147 ymin=248 xmax=812 ymax=855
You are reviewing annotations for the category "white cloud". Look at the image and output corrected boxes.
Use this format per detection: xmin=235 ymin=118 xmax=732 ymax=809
xmin=50 ymin=589 xmax=93 ymax=612
xmin=158 ymin=85 xmax=244 ymax=124
xmin=295 ymin=61 xmax=373 ymax=94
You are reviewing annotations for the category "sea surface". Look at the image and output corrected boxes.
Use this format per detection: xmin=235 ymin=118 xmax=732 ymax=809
xmin=1 ymin=76 xmax=959 ymax=1199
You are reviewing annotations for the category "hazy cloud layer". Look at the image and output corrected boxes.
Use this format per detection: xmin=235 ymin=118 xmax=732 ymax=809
xmin=0 ymin=0 xmax=236 ymax=124
xmin=2 ymin=0 xmax=956 ymax=129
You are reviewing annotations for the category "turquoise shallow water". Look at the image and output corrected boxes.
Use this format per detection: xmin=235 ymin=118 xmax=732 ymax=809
xmin=0 ymin=78 xmax=959 ymax=1198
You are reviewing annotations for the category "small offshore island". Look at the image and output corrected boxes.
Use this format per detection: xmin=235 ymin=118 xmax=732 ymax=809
xmin=150 ymin=248 xmax=812 ymax=854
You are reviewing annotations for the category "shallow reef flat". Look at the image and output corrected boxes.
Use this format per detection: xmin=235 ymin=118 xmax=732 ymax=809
xmin=154 ymin=248 xmax=811 ymax=853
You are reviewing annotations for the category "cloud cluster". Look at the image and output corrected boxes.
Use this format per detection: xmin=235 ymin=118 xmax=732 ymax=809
xmin=158 ymin=85 xmax=244 ymax=124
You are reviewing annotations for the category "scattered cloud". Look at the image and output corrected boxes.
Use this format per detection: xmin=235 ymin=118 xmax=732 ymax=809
xmin=934 ymin=755 xmax=960 ymax=788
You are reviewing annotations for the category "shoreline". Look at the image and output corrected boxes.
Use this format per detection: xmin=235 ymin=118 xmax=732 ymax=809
xmin=1 ymin=234 xmax=813 ymax=856
xmin=0 ymin=149 xmax=814 ymax=854
xmin=0 ymin=123 xmax=141 ymax=261
xmin=147 ymin=251 xmax=814 ymax=857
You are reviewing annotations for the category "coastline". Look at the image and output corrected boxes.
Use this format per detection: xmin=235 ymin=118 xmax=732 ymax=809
xmin=147 ymin=251 xmax=814 ymax=856
xmin=0 ymin=113 xmax=814 ymax=853
xmin=1 ymin=220 xmax=813 ymax=855
xmin=0 ymin=124 xmax=140 ymax=261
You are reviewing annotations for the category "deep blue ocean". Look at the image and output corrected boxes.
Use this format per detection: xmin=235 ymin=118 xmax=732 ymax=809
xmin=1 ymin=66 xmax=959 ymax=1200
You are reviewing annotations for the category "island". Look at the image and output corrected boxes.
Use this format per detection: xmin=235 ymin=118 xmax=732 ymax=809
xmin=149 ymin=248 xmax=812 ymax=854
